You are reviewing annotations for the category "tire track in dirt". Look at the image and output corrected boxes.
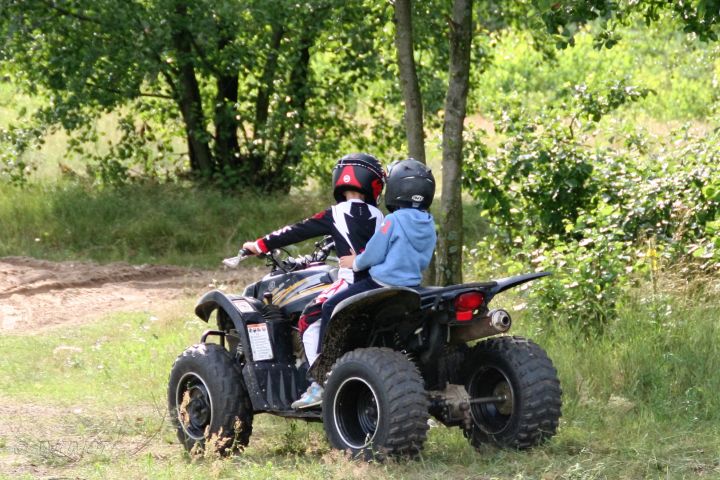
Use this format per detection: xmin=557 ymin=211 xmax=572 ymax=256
xmin=0 ymin=256 xmax=260 ymax=334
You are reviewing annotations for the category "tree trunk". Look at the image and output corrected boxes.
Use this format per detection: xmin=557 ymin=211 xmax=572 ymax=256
xmin=437 ymin=0 xmax=473 ymax=286
xmin=393 ymin=0 xmax=436 ymax=285
xmin=272 ymin=28 xmax=313 ymax=192
xmin=171 ymin=0 xmax=213 ymax=175
xmin=393 ymin=0 xmax=426 ymax=164
xmin=254 ymin=23 xmax=284 ymax=136
xmin=214 ymin=72 xmax=240 ymax=171
xmin=251 ymin=23 xmax=285 ymax=177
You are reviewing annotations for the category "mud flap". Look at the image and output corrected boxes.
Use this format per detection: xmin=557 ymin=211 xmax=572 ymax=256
xmin=241 ymin=361 xmax=311 ymax=413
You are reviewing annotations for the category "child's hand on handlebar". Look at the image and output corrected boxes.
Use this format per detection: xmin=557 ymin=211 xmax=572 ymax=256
xmin=242 ymin=242 xmax=261 ymax=255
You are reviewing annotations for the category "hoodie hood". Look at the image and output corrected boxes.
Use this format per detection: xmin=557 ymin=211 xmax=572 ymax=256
xmin=392 ymin=208 xmax=436 ymax=253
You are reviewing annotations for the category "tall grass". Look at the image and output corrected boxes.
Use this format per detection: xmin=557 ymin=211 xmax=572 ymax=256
xmin=0 ymin=180 xmax=493 ymax=267
xmin=0 ymin=181 xmax=328 ymax=267
xmin=541 ymin=293 xmax=720 ymax=421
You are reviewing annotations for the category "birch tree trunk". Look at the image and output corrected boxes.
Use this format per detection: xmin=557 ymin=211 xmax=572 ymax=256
xmin=437 ymin=0 xmax=473 ymax=285
xmin=393 ymin=0 xmax=425 ymax=164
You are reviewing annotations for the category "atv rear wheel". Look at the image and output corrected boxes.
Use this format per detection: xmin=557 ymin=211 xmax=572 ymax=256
xmin=322 ymin=348 xmax=429 ymax=458
xmin=168 ymin=343 xmax=253 ymax=456
xmin=462 ymin=336 xmax=561 ymax=450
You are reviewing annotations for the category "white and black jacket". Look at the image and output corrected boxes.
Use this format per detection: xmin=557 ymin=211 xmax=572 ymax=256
xmin=254 ymin=199 xmax=384 ymax=282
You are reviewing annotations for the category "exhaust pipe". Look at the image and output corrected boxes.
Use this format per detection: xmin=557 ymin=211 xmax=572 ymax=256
xmin=490 ymin=309 xmax=512 ymax=331
xmin=450 ymin=308 xmax=512 ymax=344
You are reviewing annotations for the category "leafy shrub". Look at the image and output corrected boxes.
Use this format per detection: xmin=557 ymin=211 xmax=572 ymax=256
xmin=474 ymin=24 xmax=719 ymax=120
xmin=464 ymin=82 xmax=720 ymax=330
xmin=0 ymin=124 xmax=43 ymax=185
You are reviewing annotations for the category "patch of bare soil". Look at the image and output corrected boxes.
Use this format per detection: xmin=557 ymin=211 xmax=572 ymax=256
xmin=0 ymin=256 xmax=261 ymax=334
xmin=0 ymin=256 xmax=263 ymax=477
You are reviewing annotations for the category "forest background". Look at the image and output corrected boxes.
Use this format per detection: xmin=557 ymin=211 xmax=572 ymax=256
xmin=1 ymin=1 xmax=719 ymax=478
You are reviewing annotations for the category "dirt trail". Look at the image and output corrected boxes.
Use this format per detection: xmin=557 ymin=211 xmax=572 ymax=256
xmin=0 ymin=256 xmax=259 ymax=333
xmin=0 ymin=257 xmax=264 ymax=477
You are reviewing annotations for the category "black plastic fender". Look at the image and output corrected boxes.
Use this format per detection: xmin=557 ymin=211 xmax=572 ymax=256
xmin=194 ymin=290 xmax=309 ymax=413
xmin=490 ymin=271 xmax=551 ymax=295
xmin=195 ymin=290 xmax=266 ymax=350
xmin=310 ymin=287 xmax=422 ymax=381
xmin=417 ymin=272 xmax=551 ymax=309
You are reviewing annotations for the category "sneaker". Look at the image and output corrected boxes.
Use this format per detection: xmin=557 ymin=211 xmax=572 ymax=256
xmin=291 ymin=382 xmax=324 ymax=409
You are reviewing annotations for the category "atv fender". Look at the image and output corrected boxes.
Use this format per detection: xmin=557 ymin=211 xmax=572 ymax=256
xmin=195 ymin=289 xmax=266 ymax=330
xmin=195 ymin=290 xmax=308 ymax=413
xmin=490 ymin=272 xmax=551 ymax=296
xmin=310 ymin=287 xmax=421 ymax=381
xmin=194 ymin=290 xmax=268 ymax=362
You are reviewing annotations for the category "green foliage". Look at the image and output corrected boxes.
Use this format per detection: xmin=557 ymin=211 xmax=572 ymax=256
xmin=0 ymin=124 xmax=43 ymax=185
xmin=473 ymin=26 xmax=720 ymax=120
xmin=0 ymin=0 xmax=410 ymax=190
xmin=464 ymin=81 xmax=720 ymax=330
xmin=572 ymin=81 xmax=654 ymax=123
xmin=465 ymin=80 xmax=649 ymax=240
xmin=79 ymin=114 xmax=182 ymax=186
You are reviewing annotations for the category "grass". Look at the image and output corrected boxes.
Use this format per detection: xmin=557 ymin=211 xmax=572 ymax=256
xmin=1 ymin=282 xmax=718 ymax=479
xmin=0 ymin=181 xmax=330 ymax=267
xmin=0 ymin=179 xmax=492 ymax=268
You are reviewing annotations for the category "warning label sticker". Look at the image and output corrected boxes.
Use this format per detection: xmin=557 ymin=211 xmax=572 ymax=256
xmin=232 ymin=299 xmax=255 ymax=313
xmin=247 ymin=323 xmax=273 ymax=361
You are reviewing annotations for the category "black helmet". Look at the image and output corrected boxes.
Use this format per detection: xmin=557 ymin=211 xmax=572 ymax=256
xmin=385 ymin=158 xmax=435 ymax=212
xmin=332 ymin=153 xmax=386 ymax=206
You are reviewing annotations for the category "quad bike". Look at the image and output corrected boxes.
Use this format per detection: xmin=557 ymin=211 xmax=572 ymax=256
xmin=167 ymin=237 xmax=562 ymax=457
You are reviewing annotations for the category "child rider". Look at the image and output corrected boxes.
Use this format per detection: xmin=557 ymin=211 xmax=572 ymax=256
xmin=322 ymin=158 xmax=437 ymax=376
xmin=241 ymin=153 xmax=386 ymax=409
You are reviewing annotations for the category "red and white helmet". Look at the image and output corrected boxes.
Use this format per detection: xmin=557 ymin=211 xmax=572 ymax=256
xmin=332 ymin=153 xmax=386 ymax=206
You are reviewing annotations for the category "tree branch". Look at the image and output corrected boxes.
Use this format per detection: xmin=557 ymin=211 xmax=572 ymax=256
xmin=189 ymin=35 xmax=221 ymax=76
xmin=85 ymin=81 xmax=173 ymax=100
xmin=40 ymin=0 xmax=103 ymax=24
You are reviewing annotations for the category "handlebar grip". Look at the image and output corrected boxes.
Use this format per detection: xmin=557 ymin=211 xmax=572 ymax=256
xmin=222 ymin=256 xmax=241 ymax=268
xmin=222 ymin=248 xmax=255 ymax=268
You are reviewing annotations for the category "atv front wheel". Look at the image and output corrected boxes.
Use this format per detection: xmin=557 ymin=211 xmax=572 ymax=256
xmin=462 ymin=336 xmax=561 ymax=450
xmin=168 ymin=343 xmax=253 ymax=455
xmin=322 ymin=348 xmax=429 ymax=458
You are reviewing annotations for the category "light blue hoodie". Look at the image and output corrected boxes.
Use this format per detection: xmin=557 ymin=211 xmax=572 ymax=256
xmin=353 ymin=208 xmax=437 ymax=287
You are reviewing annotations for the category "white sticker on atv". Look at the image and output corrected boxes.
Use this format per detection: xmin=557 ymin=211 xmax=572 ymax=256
xmin=232 ymin=299 xmax=255 ymax=313
xmin=247 ymin=324 xmax=274 ymax=361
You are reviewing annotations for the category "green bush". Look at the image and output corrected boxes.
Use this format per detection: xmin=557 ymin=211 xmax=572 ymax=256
xmin=474 ymin=24 xmax=719 ymax=120
xmin=464 ymin=82 xmax=720 ymax=330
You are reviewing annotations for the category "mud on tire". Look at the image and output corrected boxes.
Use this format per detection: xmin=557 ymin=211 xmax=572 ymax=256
xmin=462 ymin=336 xmax=562 ymax=450
xmin=168 ymin=343 xmax=253 ymax=456
xmin=322 ymin=347 xmax=429 ymax=458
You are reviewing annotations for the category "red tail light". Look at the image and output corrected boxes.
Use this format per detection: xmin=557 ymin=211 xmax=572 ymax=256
xmin=454 ymin=292 xmax=484 ymax=321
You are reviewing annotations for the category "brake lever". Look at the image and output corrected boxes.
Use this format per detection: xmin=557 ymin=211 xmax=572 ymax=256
xmin=222 ymin=248 xmax=254 ymax=269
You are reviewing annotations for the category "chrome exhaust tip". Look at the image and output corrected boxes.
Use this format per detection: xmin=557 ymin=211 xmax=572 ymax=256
xmin=489 ymin=309 xmax=512 ymax=332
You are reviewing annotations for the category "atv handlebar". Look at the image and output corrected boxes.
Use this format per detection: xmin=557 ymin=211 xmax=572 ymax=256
xmin=222 ymin=236 xmax=336 ymax=271
xmin=221 ymin=248 xmax=254 ymax=269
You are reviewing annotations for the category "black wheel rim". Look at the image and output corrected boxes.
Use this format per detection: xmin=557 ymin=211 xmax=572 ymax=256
xmin=176 ymin=373 xmax=213 ymax=440
xmin=333 ymin=377 xmax=380 ymax=449
xmin=467 ymin=366 xmax=515 ymax=434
